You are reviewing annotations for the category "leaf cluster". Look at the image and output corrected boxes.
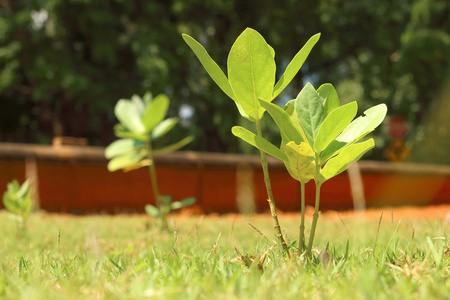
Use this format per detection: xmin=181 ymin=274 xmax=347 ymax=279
xmin=234 ymin=83 xmax=387 ymax=185
xmin=105 ymin=93 xmax=193 ymax=172
xmin=183 ymin=28 xmax=320 ymax=121
xmin=145 ymin=196 xmax=195 ymax=219
xmin=2 ymin=179 xmax=33 ymax=223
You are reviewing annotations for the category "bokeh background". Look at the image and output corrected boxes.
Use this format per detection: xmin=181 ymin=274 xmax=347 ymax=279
xmin=1 ymin=0 xmax=449 ymax=163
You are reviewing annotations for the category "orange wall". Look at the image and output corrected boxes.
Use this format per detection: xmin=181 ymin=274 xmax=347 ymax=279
xmin=1 ymin=159 xmax=449 ymax=213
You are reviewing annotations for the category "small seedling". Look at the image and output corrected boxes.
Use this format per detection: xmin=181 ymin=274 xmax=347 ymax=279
xmin=2 ymin=179 xmax=34 ymax=232
xmin=183 ymin=28 xmax=320 ymax=252
xmin=233 ymin=83 xmax=387 ymax=256
xmin=105 ymin=92 xmax=195 ymax=228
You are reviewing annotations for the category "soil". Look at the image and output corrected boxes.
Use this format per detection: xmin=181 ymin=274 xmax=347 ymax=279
xmin=178 ymin=204 xmax=450 ymax=221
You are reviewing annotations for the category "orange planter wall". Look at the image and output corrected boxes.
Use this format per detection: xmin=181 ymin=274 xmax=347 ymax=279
xmin=0 ymin=143 xmax=449 ymax=213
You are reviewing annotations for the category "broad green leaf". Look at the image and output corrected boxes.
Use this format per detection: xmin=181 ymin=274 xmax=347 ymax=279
xmin=228 ymin=28 xmax=276 ymax=119
xmin=123 ymin=159 xmax=152 ymax=172
xmin=182 ymin=34 xmax=236 ymax=101
xmin=115 ymin=99 xmax=145 ymax=133
xmin=114 ymin=124 xmax=147 ymax=142
xmin=314 ymin=101 xmax=357 ymax=153
xmin=153 ymin=136 xmax=194 ymax=155
xmin=231 ymin=126 xmax=288 ymax=162
xmin=317 ymin=83 xmax=340 ymax=117
xmin=107 ymin=150 xmax=147 ymax=172
xmin=273 ymin=33 xmax=321 ymax=99
xmin=235 ymin=102 xmax=255 ymax=122
xmin=131 ymin=94 xmax=145 ymax=115
xmin=151 ymin=117 xmax=179 ymax=139
xmin=284 ymin=100 xmax=308 ymax=142
xmin=319 ymin=139 xmax=374 ymax=182
xmin=295 ymin=83 xmax=325 ymax=147
xmin=145 ymin=204 xmax=160 ymax=218
xmin=105 ymin=139 xmax=146 ymax=159
xmin=259 ymin=99 xmax=304 ymax=145
xmin=170 ymin=197 xmax=196 ymax=210
xmin=284 ymin=141 xmax=315 ymax=184
xmin=320 ymin=104 xmax=387 ymax=162
xmin=142 ymin=94 xmax=170 ymax=133
xmin=268 ymin=44 xmax=275 ymax=58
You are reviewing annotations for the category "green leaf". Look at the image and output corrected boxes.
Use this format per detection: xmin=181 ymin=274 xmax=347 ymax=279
xmin=317 ymin=83 xmax=340 ymax=117
xmin=151 ymin=118 xmax=179 ymax=140
xmin=123 ymin=159 xmax=152 ymax=172
xmin=160 ymin=195 xmax=172 ymax=206
xmin=3 ymin=179 xmax=33 ymax=219
xmin=231 ymin=126 xmax=287 ymax=162
xmin=284 ymin=142 xmax=315 ymax=184
xmin=105 ymin=139 xmax=146 ymax=159
xmin=259 ymin=99 xmax=304 ymax=145
xmin=16 ymin=179 xmax=30 ymax=200
xmin=142 ymin=94 xmax=170 ymax=133
xmin=131 ymin=94 xmax=145 ymax=115
xmin=115 ymin=99 xmax=146 ymax=133
xmin=182 ymin=34 xmax=236 ymax=101
xmin=6 ymin=179 xmax=20 ymax=194
xmin=272 ymin=33 xmax=321 ymax=99
xmin=114 ymin=124 xmax=147 ymax=142
xmin=314 ymin=101 xmax=357 ymax=153
xmin=228 ymin=28 xmax=276 ymax=120
xmin=107 ymin=150 xmax=147 ymax=172
xmin=142 ymin=91 xmax=153 ymax=105
xmin=170 ymin=197 xmax=196 ymax=210
xmin=319 ymin=139 xmax=374 ymax=182
xmin=153 ymin=136 xmax=194 ymax=155
xmin=295 ymin=83 xmax=325 ymax=147
xmin=320 ymin=104 xmax=387 ymax=162
xmin=284 ymin=100 xmax=308 ymax=142
xmin=145 ymin=204 xmax=160 ymax=218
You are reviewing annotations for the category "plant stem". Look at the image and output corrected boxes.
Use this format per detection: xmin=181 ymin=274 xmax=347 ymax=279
xmin=147 ymin=137 xmax=166 ymax=227
xmin=306 ymin=181 xmax=322 ymax=256
xmin=255 ymin=116 xmax=288 ymax=254
xmin=298 ymin=182 xmax=306 ymax=254
xmin=306 ymin=156 xmax=322 ymax=257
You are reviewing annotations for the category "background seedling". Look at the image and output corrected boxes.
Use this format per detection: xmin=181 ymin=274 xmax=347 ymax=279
xmin=105 ymin=92 xmax=195 ymax=228
xmin=234 ymin=82 xmax=387 ymax=256
xmin=2 ymin=179 xmax=33 ymax=232
xmin=183 ymin=28 xmax=320 ymax=252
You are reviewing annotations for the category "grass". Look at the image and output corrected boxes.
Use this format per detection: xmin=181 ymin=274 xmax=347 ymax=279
xmin=0 ymin=210 xmax=449 ymax=299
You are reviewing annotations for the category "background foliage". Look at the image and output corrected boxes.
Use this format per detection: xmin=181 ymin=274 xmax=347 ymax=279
xmin=0 ymin=0 xmax=449 ymax=162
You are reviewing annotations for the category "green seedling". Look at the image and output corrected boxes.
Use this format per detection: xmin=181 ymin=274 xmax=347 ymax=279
xmin=105 ymin=92 xmax=195 ymax=228
xmin=3 ymin=179 xmax=33 ymax=231
xmin=145 ymin=195 xmax=195 ymax=224
xmin=183 ymin=28 xmax=320 ymax=252
xmin=232 ymin=83 xmax=387 ymax=256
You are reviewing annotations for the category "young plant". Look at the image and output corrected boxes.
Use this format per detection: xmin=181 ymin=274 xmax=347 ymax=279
xmin=183 ymin=28 xmax=320 ymax=252
xmin=105 ymin=92 xmax=195 ymax=228
xmin=232 ymin=83 xmax=387 ymax=256
xmin=3 ymin=179 xmax=34 ymax=231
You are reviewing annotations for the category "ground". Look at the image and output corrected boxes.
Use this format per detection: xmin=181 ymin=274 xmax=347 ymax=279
xmin=0 ymin=204 xmax=449 ymax=299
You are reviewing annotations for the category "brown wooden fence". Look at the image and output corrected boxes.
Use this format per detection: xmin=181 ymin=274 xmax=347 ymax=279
xmin=0 ymin=142 xmax=449 ymax=213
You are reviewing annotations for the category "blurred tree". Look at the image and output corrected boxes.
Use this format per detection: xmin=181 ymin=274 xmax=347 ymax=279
xmin=0 ymin=0 xmax=449 ymax=162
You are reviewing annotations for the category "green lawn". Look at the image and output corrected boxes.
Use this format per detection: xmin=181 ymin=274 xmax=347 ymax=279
xmin=0 ymin=211 xmax=448 ymax=299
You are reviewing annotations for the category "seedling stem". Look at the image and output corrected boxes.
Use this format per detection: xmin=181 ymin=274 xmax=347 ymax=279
xmin=299 ymin=182 xmax=306 ymax=254
xmin=255 ymin=115 xmax=288 ymax=254
xmin=307 ymin=156 xmax=323 ymax=256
